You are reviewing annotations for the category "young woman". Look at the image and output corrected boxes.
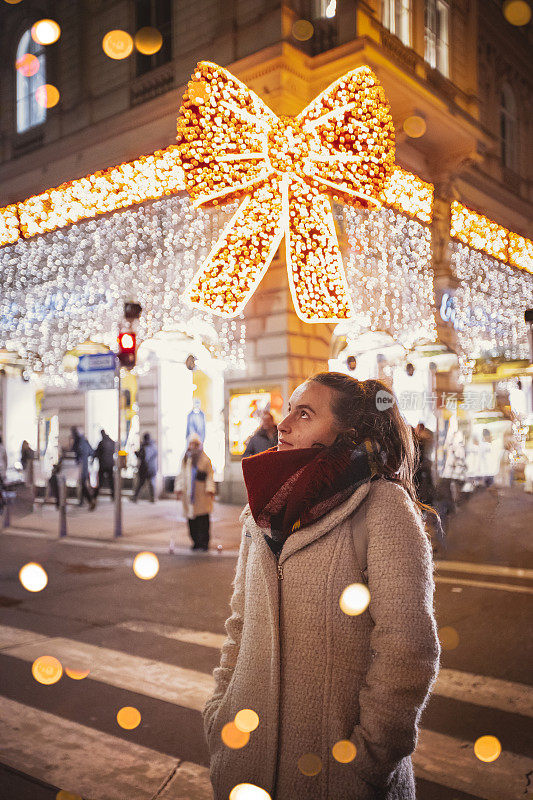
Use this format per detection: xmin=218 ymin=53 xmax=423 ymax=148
xmin=203 ymin=373 xmax=441 ymax=800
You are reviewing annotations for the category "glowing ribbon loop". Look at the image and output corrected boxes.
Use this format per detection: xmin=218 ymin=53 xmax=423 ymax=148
xmin=176 ymin=61 xmax=395 ymax=321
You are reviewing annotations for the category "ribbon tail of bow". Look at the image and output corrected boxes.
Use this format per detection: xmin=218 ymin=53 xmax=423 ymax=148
xmin=182 ymin=179 xmax=284 ymax=318
xmin=281 ymin=175 xmax=354 ymax=323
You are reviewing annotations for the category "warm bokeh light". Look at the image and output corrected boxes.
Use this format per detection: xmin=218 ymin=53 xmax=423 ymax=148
xmin=229 ymin=784 xmax=271 ymax=800
xmin=15 ymin=53 xmax=40 ymax=77
xmin=234 ymin=708 xmax=259 ymax=733
xmin=221 ymin=721 xmax=250 ymax=749
xmin=292 ymin=19 xmax=314 ymax=40
xmin=474 ymin=735 xmax=502 ymax=763
xmin=19 ymin=562 xmax=48 ymax=592
xmin=117 ymin=706 xmax=141 ymax=729
xmin=438 ymin=625 xmax=460 ymax=650
xmin=35 ymin=84 xmax=60 ymax=109
xmin=32 ymin=655 xmax=63 ymax=685
xmin=502 ymin=0 xmax=532 ymax=25
xmin=339 ymin=582 xmax=371 ymax=616
xmin=134 ymin=26 xmax=163 ymax=55
xmin=56 ymin=791 xmax=83 ymax=800
xmin=133 ymin=551 xmax=159 ymax=580
xmin=102 ymin=29 xmax=134 ymax=60
xmin=4 ymin=0 xmax=24 ymax=4
xmin=65 ymin=664 xmax=90 ymax=680
xmin=403 ymin=115 xmax=426 ymax=138
xmin=31 ymin=19 xmax=61 ymax=46
xmin=298 ymin=752 xmax=322 ymax=776
xmin=332 ymin=739 xmax=357 ymax=763
xmin=176 ymin=61 xmax=395 ymax=321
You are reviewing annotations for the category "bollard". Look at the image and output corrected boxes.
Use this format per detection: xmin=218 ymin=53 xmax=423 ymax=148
xmin=58 ymin=475 xmax=67 ymax=538
xmin=2 ymin=499 xmax=10 ymax=529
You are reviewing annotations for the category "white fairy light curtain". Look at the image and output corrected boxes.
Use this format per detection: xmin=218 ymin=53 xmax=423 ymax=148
xmin=450 ymin=241 xmax=533 ymax=378
xmin=0 ymin=194 xmax=245 ymax=383
xmin=341 ymin=206 xmax=437 ymax=350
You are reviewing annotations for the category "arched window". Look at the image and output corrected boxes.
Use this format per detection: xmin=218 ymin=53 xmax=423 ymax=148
xmin=16 ymin=29 xmax=46 ymax=133
xmin=500 ymin=83 xmax=518 ymax=171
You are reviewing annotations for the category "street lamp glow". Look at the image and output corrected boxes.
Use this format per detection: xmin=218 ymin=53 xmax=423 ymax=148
xmin=31 ymin=19 xmax=61 ymax=46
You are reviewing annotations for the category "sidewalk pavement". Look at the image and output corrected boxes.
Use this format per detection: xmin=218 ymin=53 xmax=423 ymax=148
xmin=4 ymin=496 xmax=243 ymax=555
xmin=4 ymin=485 xmax=532 ymax=568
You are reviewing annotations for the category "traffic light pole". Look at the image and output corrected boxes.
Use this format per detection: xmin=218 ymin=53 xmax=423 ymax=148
xmin=114 ymin=357 xmax=122 ymax=538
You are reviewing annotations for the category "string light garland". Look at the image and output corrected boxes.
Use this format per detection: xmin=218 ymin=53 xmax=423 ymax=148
xmin=450 ymin=241 xmax=533 ymax=380
xmin=450 ymin=201 xmax=533 ymax=274
xmin=16 ymin=147 xmax=184 ymax=238
xmin=342 ymin=205 xmax=437 ymax=349
xmin=175 ymin=61 xmax=395 ymax=321
xmin=0 ymin=195 xmax=245 ymax=383
xmin=379 ymin=166 xmax=433 ymax=223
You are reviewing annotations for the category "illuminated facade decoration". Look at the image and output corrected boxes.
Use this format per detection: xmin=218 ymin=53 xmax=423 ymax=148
xmin=17 ymin=147 xmax=184 ymax=238
xmin=0 ymin=194 xmax=244 ymax=383
xmin=0 ymin=204 xmax=19 ymax=245
xmin=450 ymin=241 xmax=533 ymax=378
xmin=175 ymin=61 xmax=395 ymax=322
xmin=450 ymin=201 xmax=533 ymax=274
xmin=379 ymin=166 xmax=433 ymax=223
xmin=342 ymin=205 xmax=437 ymax=349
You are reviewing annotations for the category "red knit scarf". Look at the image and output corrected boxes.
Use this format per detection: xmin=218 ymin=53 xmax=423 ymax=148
xmin=242 ymin=439 xmax=382 ymax=542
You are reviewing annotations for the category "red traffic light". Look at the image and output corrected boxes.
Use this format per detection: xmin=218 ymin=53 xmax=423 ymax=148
xmin=117 ymin=331 xmax=136 ymax=368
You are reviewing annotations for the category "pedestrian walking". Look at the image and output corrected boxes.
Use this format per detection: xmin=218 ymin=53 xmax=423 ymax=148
xmin=242 ymin=410 xmax=278 ymax=457
xmin=203 ymin=373 xmax=441 ymax=800
xmin=70 ymin=426 xmax=95 ymax=510
xmin=0 ymin=435 xmax=7 ymax=481
xmin=175 ymin=432 xmax=215 ymax=551
xmin=131 ymin=432 xmax=157 ymax=502
xmin=93 ymin=429 xmax=115 ymax=501
xmin=413 ymin=423 xmax=445 ymax=554
xmin=20 ymin=440 xmax=35 ymax=486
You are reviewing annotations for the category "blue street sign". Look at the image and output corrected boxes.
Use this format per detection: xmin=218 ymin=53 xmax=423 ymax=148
xmin=77 ymin=353 xmax=116 ymax=373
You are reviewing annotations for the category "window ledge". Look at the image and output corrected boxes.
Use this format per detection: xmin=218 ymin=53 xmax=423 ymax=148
xmin=130 ymin=62 xmax=175 ymax=107
xmin=12 ymin=127 xmax=45 ymax=158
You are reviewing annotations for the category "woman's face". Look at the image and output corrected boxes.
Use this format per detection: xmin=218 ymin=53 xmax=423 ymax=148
xmin=277 ymin=381 xmax=341 ymax=451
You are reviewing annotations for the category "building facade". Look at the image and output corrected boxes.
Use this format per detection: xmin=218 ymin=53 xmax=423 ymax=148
xmin=0 ymin=0 xmax=532 ymax=501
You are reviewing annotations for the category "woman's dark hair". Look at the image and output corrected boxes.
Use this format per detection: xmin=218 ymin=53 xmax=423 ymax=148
xmin=309 ymin=371 xmax=437 ymax=523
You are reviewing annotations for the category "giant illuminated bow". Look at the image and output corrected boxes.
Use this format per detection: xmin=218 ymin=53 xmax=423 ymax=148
xmin=176 ymin=62 xmax=395 ymax=322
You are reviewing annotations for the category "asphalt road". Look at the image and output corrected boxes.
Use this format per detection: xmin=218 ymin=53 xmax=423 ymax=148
xmin=0 ymin=511 xmax=532 ymax=800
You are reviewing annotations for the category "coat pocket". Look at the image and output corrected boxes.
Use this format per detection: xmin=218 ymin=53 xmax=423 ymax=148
xmin=206 ymin=669 xmax=238 ymax=753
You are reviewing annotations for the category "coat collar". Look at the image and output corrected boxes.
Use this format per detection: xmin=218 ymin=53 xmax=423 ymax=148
xmin=240 ymin=479 xmax=373 ymax=566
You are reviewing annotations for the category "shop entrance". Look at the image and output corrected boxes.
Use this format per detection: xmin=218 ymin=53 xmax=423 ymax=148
xmin=138 ymin=331 xmax=225 ymax=481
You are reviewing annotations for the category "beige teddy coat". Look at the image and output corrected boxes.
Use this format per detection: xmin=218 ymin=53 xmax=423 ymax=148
xmin=202 ymin=477 xmax=441 ymax=799
xmin=175 ymin=450 xmax=215 ymax=519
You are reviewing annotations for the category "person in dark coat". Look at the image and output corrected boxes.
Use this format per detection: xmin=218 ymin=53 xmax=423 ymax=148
xmin=93 ymin=429 xmax=115 ymax=501
xmin=131 ymin=432 xmax=158 ymax=502
xmin=70 ymin=426 xmax=95 ymax=510
xmin=242 ymin=411 xmax=278 ymax=457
